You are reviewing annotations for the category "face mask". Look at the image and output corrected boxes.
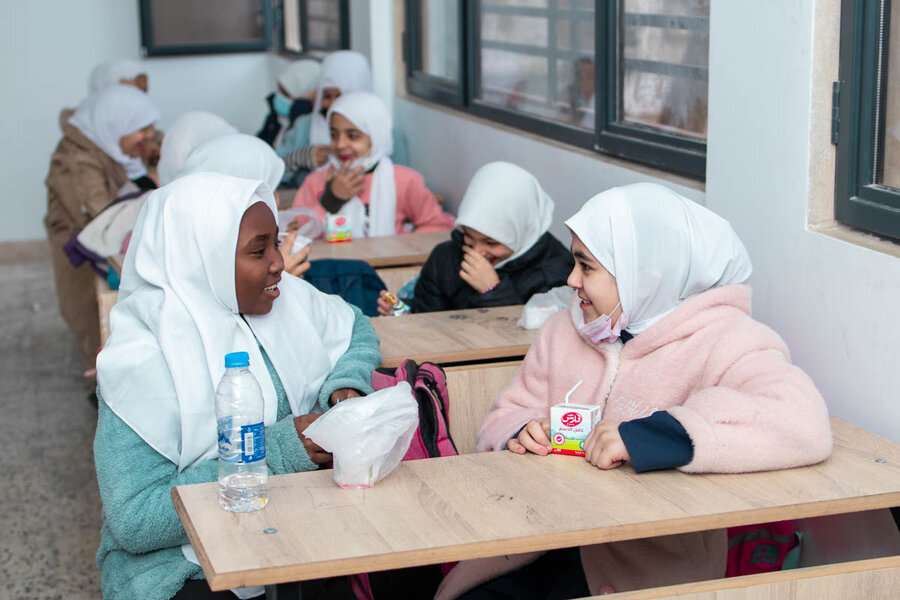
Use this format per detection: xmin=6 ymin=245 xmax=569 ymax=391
xmin=572 ymin=300 xmax=628 ymax=345
xmin=273 ymin=92 xmax=292 ymax=117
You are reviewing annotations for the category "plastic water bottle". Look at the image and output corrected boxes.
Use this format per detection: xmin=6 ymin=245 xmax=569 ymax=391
xmin=216 ymin=351 xmax=268 ymax=512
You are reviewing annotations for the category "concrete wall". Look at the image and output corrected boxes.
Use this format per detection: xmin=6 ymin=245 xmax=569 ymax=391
xmin=0 ymin=0 xmax=275 ymax=242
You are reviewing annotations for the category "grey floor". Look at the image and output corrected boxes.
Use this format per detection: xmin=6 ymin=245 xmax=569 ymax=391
xmin=2 ymin=257 xmax=102 ymax=599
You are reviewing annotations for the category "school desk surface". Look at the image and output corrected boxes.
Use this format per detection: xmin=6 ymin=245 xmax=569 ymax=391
xmin=172 ymin=417 xmax=900 ymax=591
xmin=372 ymin=304 xmax=539 ymax=367
xmin=308 ymin=230 xmax=450 ymax=268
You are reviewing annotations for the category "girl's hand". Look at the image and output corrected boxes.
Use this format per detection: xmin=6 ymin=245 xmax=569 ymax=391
xmin=293 ymin=413 xmax=332 ymax=466
xmin=330 ymin=161 xmax=366 ymax=200
xmin=280 ymin=230 xmax=311 ymax=278
xmin=583 ymin=421 xmax=630 ymax=469
xmin=507 ymin=418 xmax=552 ymax=455
xmin=460 ymin=246 xmax=501 ymax=293
xmin=376 ymin=290 xmax=394 ymax=316
xmin=313 ymin=145 xmax=331 ymax=167
xmin=329 ymin=387 xmax=362 ymax=406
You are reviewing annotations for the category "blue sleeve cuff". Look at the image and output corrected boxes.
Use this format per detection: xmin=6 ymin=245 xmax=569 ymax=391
xmin=619 ymin=411 xmax=693 ymax=473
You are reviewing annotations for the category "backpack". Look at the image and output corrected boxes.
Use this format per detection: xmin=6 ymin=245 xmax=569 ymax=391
xmin=348 ymin=360 xmax=458 ymax=600
xmin=726 ymin=520 xmax=801 ymax=576
xmin=304 ymin=259 xmax=386 ymax=317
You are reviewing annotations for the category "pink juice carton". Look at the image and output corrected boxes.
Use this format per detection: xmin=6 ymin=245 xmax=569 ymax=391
xmin=550 ymin=403 xmax=602 ymax=456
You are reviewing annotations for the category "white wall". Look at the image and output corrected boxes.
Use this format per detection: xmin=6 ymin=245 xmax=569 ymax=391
xmin=0 ymin=0 xmax=276 ymax=242
xmin=385 ymin=2 xmax=900 ymax=443
xmin=705 ymin=0 xmax=900 ymax=443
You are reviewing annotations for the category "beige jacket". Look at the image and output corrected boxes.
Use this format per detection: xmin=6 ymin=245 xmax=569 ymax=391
xmin=45 ymin=110 xmax=129 ymax=240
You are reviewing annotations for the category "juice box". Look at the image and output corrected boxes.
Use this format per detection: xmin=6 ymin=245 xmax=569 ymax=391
xmin=326 ymin=214 xmax=353 ymax=243
xmin=550 ymin=403 xmax=602 ymax=456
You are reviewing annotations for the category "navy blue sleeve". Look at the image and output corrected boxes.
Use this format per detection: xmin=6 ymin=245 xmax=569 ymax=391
xmin=619 ymin=411 xmax=693 ymax=473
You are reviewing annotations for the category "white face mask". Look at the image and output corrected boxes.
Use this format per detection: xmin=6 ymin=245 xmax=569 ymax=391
xmin=572 ymin=300 xmax=628 ymax=345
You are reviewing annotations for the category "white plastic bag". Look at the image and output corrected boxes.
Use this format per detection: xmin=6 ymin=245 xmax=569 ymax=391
xmin=303 ymin=382 xmax=418 ymax=489
xmin=518 ymin=286 xmax=575 ymax=329
xmin=278 ymin=207 xmax=325 ymax=239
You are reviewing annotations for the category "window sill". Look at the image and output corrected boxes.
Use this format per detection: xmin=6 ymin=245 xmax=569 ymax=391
xmin=809 ymin=221 xmax=900 ymax=258
xmin=396 ymin=93 xmax=705 ymax=194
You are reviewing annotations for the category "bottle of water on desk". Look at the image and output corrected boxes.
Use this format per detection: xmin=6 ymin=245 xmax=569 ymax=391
xmin=216 ymin=351 xmax=268 ymax=512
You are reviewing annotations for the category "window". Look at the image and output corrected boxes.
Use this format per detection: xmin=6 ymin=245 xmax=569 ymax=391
xmin=834 ymin=0 xmax=900 ymax=241
xmin=404 ymin=0 xmax=709 ymax=179
xmin=279 ymin=0 xmax=351 ymax=55
xmin=140 ymin=0 xmax=272 ymax=56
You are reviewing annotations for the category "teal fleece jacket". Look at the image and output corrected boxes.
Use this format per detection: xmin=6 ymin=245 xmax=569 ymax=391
xmin=94 ymin=306 xmax=380 ymax=600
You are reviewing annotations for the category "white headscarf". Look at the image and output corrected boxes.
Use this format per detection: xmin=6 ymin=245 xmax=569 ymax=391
xmin=88 ymin=59 xmax=145 ymax=94
xmin=565 ymin=183 xmax=752 ymax=334
xmin=156 ymin=111 xmax=238 ymax=185
xmin=69 ymin=85 xmax=160 ymax=179
xmin=309 ymin=51 xmax=373 ymax=145
xmin=326 ymin=91 xmax=396 ymax=238
xmin=97 ymin=173 xmax=355 ymax=471
xmin=277 ymin=59 xmax=322 ymax=98
xmin=180 ymin=133 xmax=285 ymax=192
xmin=455 ymin=162 xmax=554 ymax=268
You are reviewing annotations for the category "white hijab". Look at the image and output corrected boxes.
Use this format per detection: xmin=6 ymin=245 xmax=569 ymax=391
xmin=277 ymin=59 xmax=322 ymax=97
xmin=88 ymin=59 xmax=144 ymax=94
xmin=180 ymin=133 xmax=285 ymax=192
xmin=157 ymin=111 xmax=238 ymax=185
xmin=69 ymin=85 xmax=160 ymax=179
xmin=97 ymin=173 xmax=355 ymax=471
xmin=326 ymin=91 xmax=396 ymax=238
xmin=565 ymin=183 xmax=752 ymax=334
xmin=309 ymin=51 xmax=373 ymax=145
xmin=455 ymin=162 xmax=554 ymax=269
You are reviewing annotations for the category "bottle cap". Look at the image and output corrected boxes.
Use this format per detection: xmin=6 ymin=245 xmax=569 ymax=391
xmin=224 ymin=351 xmax=250 ymax=368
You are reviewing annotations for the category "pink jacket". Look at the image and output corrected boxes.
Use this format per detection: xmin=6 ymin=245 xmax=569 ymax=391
xmin=435 ymin=285 xmax=831 ymax=599
xmin=292 ymin=164 xmax=455 ymax=236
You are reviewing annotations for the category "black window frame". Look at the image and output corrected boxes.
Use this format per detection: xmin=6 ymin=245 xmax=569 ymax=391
xmin=403 ymin=0 xmax=708 ymax=180
xmin=140 ymin=0 xmax=273 ymax=56
xmin=834 ymin=0 xmax=900 ymax=241
xmin=289 ymin=0 xmax=351 ymax=55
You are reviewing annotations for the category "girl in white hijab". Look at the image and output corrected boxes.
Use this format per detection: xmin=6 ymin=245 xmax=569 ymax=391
xmin=377 ymin=161 xmax=573 ymax=314
xmin=94 ymin=172 xmax=381 ymax=600
xmin=440 ymin=182 xmax=830 ymax=600
xmin=70 ymin=84 xmax=160 ymax=180
xmin=89 ymin=59 xmax=147 ymax=93
xmin=156 ymin=111 xmax=238 ymax=185
xmin=293 ymin=91 xmax=453 ymax=240
xmin=258 ymin=59 xmax=322 ymax=148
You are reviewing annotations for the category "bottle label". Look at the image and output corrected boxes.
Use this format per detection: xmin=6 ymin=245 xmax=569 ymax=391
xmin=217 ymin=418 xmax=266 ymax=464
xmin=240 ymin=422 xmax=266 ymax=463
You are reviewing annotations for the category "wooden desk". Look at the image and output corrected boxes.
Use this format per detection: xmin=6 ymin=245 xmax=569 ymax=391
xmin=309 ymin=231 xmax=450 ymax=268
xmin=173 ymin=418 xmax=900 ymax=591
xmin=372 ymin=305 xmax=538 ymax=367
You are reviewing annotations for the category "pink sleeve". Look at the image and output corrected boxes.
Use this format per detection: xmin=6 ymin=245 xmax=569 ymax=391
xmin=292 ymin=171 xmax=329 ymax=237
xmin=476 ymin=321 xmax=557 ymax=452
xmin=396 ymin=169 xmax=455 ymax=234
xmin=668 ymin=326 xmax=832 ymax=474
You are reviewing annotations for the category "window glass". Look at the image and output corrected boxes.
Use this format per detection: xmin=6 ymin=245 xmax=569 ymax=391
xmin=880 ymin=0 xmax=900 ymax=188
xmin=305 ymin=0 xmax=342 ymax=49
xmin=619 ymin=0 xmax=709 ymax=139
xmin=477 ymin=0 xmax=596 ymax=129
xmin=147 ymin=0 xmax=266 ymax=47
xmin=419 ymin=0 xmax=461 ymax=82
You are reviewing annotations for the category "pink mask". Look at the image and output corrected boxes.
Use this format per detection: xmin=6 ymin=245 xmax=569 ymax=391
xmin=573 ymin=301 xmax=628 ymax=345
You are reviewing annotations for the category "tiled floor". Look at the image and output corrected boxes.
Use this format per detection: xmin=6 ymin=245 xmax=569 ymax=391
xmin=1 ymin=258 xmax=102 ymax=599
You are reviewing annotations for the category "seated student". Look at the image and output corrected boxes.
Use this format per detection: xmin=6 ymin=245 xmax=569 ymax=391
xmin=156 ymin=111 xmax=238 ymax=186
xmin=180 ymin=133 xmax=312 ymax=278
xmin=436 ymin=183 xmax=832 ymax=600
xmin=277 ymin=50 xmax=409 ymax=187
xmin=94 ymin=173 xmax=381 ymax=600
xmin=377 ymin=161 xmax=573 ymax=314
xmin=257 ymin=59 xmax=321 ymax=148
xmin=45 ymin=84 xmax=159 ymax=372
xmin=293 ymin=91 xmax=453 ymax=238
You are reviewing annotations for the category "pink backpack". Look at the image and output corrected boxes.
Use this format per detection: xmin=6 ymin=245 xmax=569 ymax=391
xmin=348 ymin=360 xmax=458 ymax=600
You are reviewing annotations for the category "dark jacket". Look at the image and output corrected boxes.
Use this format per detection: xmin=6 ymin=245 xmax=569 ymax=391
xmin=256 ymin=93 xmax=313 ymax=147
xmin=411 ymin=229 xmax=574 ymax=313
